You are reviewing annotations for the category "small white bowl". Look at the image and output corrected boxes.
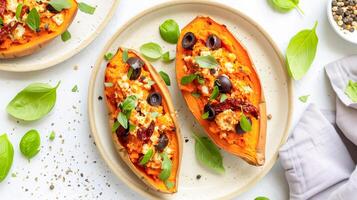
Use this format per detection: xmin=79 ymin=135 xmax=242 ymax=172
xmin=327 ymin=0 xmax=357 ymax=44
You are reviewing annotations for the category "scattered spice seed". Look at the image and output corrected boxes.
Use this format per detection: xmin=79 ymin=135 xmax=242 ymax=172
xmin=98 ymin=96 xmax=103 ymax=101
xmin=185 ymin=139 xmax=189 ymax=143
xmin=331 ymin=0 xmax=357 ymax=33
xmin=196 ymin=174 xmax=201 ymax=180
xmin=49 ymin=184 xmax=55 ymax=190
xmin=267 ymin=114 xmax=272 ymax=120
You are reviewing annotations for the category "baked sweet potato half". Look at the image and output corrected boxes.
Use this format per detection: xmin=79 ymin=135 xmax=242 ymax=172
xmin=104 ymin=48 xmax=182 ymax=193
xmin=176 ymin=16 xmax=267 ymax=166
xmin=0 ymin=0 xmax=78 ymax=58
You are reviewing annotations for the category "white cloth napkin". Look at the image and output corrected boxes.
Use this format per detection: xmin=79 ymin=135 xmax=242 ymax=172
xmin=279 ymin=56 xmax=357 ymax=200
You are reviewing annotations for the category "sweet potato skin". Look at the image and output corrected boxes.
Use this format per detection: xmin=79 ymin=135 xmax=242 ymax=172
xmin=0 ymin=1 xmax=78 ymax=59
xmin=176 ymin=16 xmax=267 ymax=166
xmin=104 ymin=48 xmax=182 ymax=193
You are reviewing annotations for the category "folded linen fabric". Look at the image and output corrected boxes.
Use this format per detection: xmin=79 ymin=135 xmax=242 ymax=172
xmin=279 ymin=104 xmax=355 ymax=200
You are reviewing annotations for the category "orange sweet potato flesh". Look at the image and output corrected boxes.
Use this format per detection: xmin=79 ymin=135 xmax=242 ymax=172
xmin=176 ymin=16 xmax=267 ymax=166
xmin=0 ymin=1 xmax=78 ymax=58
xmin=104 ymin=48 xmax=182 ymax=193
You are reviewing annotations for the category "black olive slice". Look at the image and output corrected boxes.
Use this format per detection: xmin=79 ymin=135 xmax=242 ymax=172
xmin=46 ymin=4 xmax=60 ymax=14
xmin=126 ymin=57 xmax=144 ymax=80
xmin=182 ymin=32 xmax=197 ymax=50
xmin=235 ymin=118 xmax=252 ymax=134
xmin=155 ymin=134 xmax=169 ymax=152
xmin=206 ymin=34 xmax=222 ymax=50
xmin=215 ymin=75 xmax=232 ymax=93
xmin=147 ymin=92 xmax=162 ymax=106
xmin=204 ymin=104 xmax=216 ymax=121
xmin=116 ymin=122 xmax=130 ymax=143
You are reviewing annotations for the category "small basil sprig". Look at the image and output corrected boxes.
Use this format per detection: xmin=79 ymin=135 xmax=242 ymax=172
xmin=139 ymin=149 xmax=154 ymax=165
xmin=195 ymin=55 xmax=219 ymax=69
xmin=299 ymin=95 xmax=309 ymax=103
xmin=0 ymin=134 xmax=14 ymax=182
xmin=210 ymin=86 xmax=219 ymax=100
xmin=0 ymin=18 xmax=3 ymax=28
xmin=49 ymin=131 xmax=56 ymax=141
xmin=220 ymin=94 xmax=228 ymax=102
xmin=140 ymin=42 xmax=175 ymax=62
xmin=159 ymin=71 xmax=171 ymax=86
xmin=192 ymin=133 xmax=225 ymax=173
xmin=78 ymin=2 xmax=96 ymax=14
xmin=159 ymin=152 xmax=172 ymax=181
xmin=117 ymin=95 xmax=137 ymax=129
xmin=162 ymin=51 xmax=176 ymax=62
xmin=201 ymin=112 xmax=209 ymax=120
xmin=7 ymin=82 xmax=60 ymax=121
xmin=122 ymin=49 xmax=129 ymax=62
xmin=20 ymin=130 xmax=41 ymax=159
xmin=61 ymin=30 xmax=71 ymax=42
xmin=345 ymin=80 xmax=357 ymax=102
xmin=49 ymin=0 xmax=72 ymax=12
xmin=286 ymin=21 xmax=318 ymax=80
xmin=16 ymin=3 xmax=23 ymax=21
xmin=26 ymin=8 xmax=40 ymax=32
xmin=269 ymin=0 xmax=303 ymax=14
xmin=255 ymin=197 xmax=270 ymax=200
xmin=104 ymin=52 xmax=114 ymax=61
xmin=159 ymin=19 xmax=180 ymax=44
xmin=240 ymin=114 xmax=252 ymax=132
xmin=181 ymin=74 xmax=198 ymax=85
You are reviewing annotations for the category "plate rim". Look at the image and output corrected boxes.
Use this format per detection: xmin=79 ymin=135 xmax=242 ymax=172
xmin=0 ymin=0 xmax=120 ymax=72
xmin=88 ymin=0 xmax=294 ymax=199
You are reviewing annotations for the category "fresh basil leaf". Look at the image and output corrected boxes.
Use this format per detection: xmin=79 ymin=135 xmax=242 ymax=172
xmin=299 ymin=95 xmax=309 ymax=103
xmin=159 ymin=71 xmax=171 ymax=86
xmin=191 ymin=92 xmax=201 ymax=98
xmin=49 ymin=131 xmax=55 ymax=141
xmin=61 ymin=30 xmax=71 ymax=42
xmin=220 ymin=94 xmax=228 ymax=102
xmin=0 ymin=18 xmax=3 ymax=28
xmin=159 ymin=152 xmax=172 ymax=181
xmin=26 ymin=8 xmax=40 ymax=32
xmin=255 ymin=197 xmax=270 ymax=200
xmin=195 ymin=55 xmax=219 ymax=69
xmin=127 ymin=67 xmax=133 ymax=79
xmin=71 ymin=85 xmax=78 ymax=92
xmin=162 ymin=51 xmax=176 ymax=62
xmin=16 ymin=3 xmax=23 ymax=21
xmin=129 ymin=124 xmax=136 ymax=132
xmin=20 ymin=130 xmax=41 ymax=159
xmin=78 ymin=2 xmax=96 ymax=14
xmin=269 ymin=0 xmax=303 ymax=13
xmin=122 ymin=49 xmax=129 ymax=62
xmin=49 ymin=0 xmax=72 ymax=11
xmin=210 ymin=86 xmax=220 ymax=100
xmin=117 ymin=112 xmax=128 ymax=129
xmin=345 ymin=80 xmax=357 ymax=102
xmin=104 ymin=52 xmax=114 ymax=61
xmin=164 ymin=180 xmax=175 ymax=189
xmin=240 ymin=114 xmax=252 ymax=132
xmin=140 ymin=42 xmax=163 ymax=60
xmin=197 ymin=76 xmax=205 ymax=85
xmin=181 ymin=74 xmax=197 ymax=85
xmin=139 ymin=149 xmax=154 ymax=165
xmin=112 ymin=121 xmax=120 ymax=132
xmin=159 ymin=19 xmax=180 ymax=44
xmin=201 ymin=112 xmax=209 ymax=120
xmin=286 ymin=21 xmax=318 ymax=80
xmin=0 ymin=134 xmax=14 ymax=182
xmin=192 ymin=133 xmax=225 ymax=174
xmin=7 ymin=82 xmax=60 ymax=121
xmin=121 ymin=95 xmax=137 ymax=112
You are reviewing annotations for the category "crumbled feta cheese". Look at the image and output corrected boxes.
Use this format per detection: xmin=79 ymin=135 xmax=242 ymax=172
xmin=13 ymin=24 xmax=25 ymax=40
xmin=200 ymin=51 xmax=211 ymax=56
xmin=142 ymin=144 xmax=150 ymax=154
xmin=6 ymin=0 xmax=18 ymax=13
xmin=215 ymin=109 xmax=239 ymax=132
xmin=150 ymin=134 xmax=159 ymax=144
xmin=3 ymin=14 xmax=16 ymax=24
xmin=224 ymin=62 xmax=234 ymax=73
xmin=201 ymin=86 xmax=209 ymax=95
xmin=52 ymin=13 xmax=64 ymax=26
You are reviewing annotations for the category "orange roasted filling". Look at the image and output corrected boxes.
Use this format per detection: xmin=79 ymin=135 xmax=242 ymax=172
xmin=178 ymin=28 xmax=260 ymax=147
xmin=104 ymin=49 xmax=178 ymax=189
xmin=0 ymin=0 xmax=73 ymax=50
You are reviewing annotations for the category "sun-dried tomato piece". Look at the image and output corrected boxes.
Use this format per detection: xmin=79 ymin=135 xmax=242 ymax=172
xmin=137 ymin=121 xmax=155 ymax=142
xmin=0 ymin=23 xmax=18 ymax=39
xmin=0 ymin=0 xmax=5 ymax=15
xmin=211 ymin=98 xmax=259 ymax=118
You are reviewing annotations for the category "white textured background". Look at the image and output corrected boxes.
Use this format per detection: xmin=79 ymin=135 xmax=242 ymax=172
xmin=0 ymin=0 xmax=355 ymax=199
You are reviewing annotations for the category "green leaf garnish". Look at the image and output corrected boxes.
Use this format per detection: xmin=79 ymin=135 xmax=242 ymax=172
xmin=71 ymin=85 xmax=78 ymax=92
xmin=127 ymin=67 xmax=133 ymax=79
xmin=181 ymin=74 xmax=197 ymax=85
xmin=112 ymin=121 xmax=120 ymax=132
xmin=49 ymin=131 xmax=56 ymax=141
xmin=240 ymin=114 xmax=252 ymax=132
xmin=159 ymin=71 xmax=171 ymax=86
xmin=255 ymin=197 xmax=270 ymax=200
xmin=117 ymin=112 xmax=128 ymax=129
xmin=120 ymin=95 xmax=137 ymax=112
xmin=201 ymin=112 xmax=210 ymax=120
xmin=26 ymin=8 xmax=40 ymax=32
xmin=345 ymin=80 xmax=357 ymax=102
xmin=61 ymin=30 xmax=71 ymax=42
xmin=220 ymin=94 xmax=228 ymax=102
xmin=78 ymin=2 xmax=96 ymax=14
xmin=139 ymin=149 xmax=154 ymax=165
xmin=162 ymin=51 xmax=176 ymax=62
xmin=16 ymin=4 xmax=23 ymax=21
xmin=210 ymin=86 xmax=220 ymax=100
xmin=20 ymin=130 xmax=41 ymax=159
xmin=164 ymin=180 xmax=175 ymax=189
xmin=122 ymin=49 xmax=129 ymax=62
xmin=129 ymin=124 xmax=136 ymax=132
xmin=0 ymin=134 xmax=14 ymax=182
xmin=159 ymin=19 xmax=180 ymax=44
xmin=104 ymin=52 xmax=114 ymax=61
xmin=140 ymin=42 xmax=163 ymax=60
xmin=192 ymin=133 xmax=225 ymax=174
xmin=286 ymin=21 xmax=318 ymax=80
xmin=7 ymin=82 xmax=60 ymax=121
xmin=299 ymin=95 xmax=309 ymax=103
xmin=195 ymin=55 xmax=219 ymax=69
xmin=159 ymin=153 xmax=172 ymax=181
xmin=49 ymin=0 xmax=72 ymax=11
xmin=191 ymin=92 xmax=201 ymax=98
xmin=269 ymin=0 xmax=303 ymax=14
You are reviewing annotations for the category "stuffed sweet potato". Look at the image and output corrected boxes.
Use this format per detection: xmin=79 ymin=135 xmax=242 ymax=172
xmin=104 ymin=48 xmax=182 ymax=193
xmin=0 ymin=0 xmax=78 ymax=58
xmin=176 ymin=16 xmax=267 ymax=166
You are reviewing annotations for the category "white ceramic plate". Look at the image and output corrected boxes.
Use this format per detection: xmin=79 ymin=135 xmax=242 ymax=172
xmin=88 ymin=1 xmax=293 ymax=199
xmin=0 ymin=0 xmax=119 ymax=72
xmin=327 ymin=0 xmax=357 ymax=44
